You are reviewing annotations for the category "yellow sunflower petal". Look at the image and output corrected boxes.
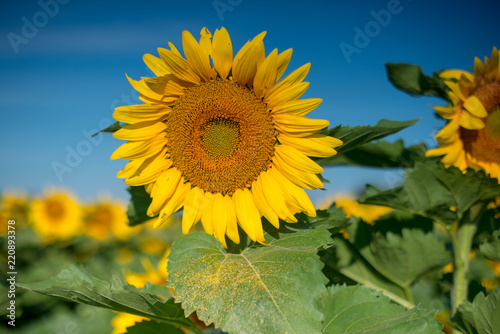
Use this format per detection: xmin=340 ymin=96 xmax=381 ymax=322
xmin=143 ymin=54 xmax=170 ymax=76
xmin=266 ymin=81 xmax=310 ymax=109
xmin=201 ymin=192 xmax=214 ymax=235
xmin=441 ymin=141 xmax=463 ymax=165
xmin=309 ymin=133 xmax=343 ymax=148
xmin=425 ymin=145 xmax=453 ymax=158
xmin=434 ymin=105 xmax=457 ymax=119
xmin=271 ymin=98 xmax=322 ymax=116
xmin=277 ymin=133 xmax=338 ymax=157
xmin=224 ymin=196 xmax=239 ymax=244
xmin=459 ymin=111 xmax=485 ymax=130
xmin=440 ymin=70 xmax=473 ymax=82
xmin=232 ymin=31 xmax=266 ymax=85
xmin=113 ymin=104 xmax=170 ymax=124
xmin=125 ymin=151 xmax=172 ymax=186
xmin=233 ymin=188 xmax=265 ymax=243
xmin=182 ymin=30 xmax=212 ymax=81
xmin=212 ymin=193 xmax=228 ymax=247
xmin=155 ymin=180 xmax=190 ymax=228
xmin=260 ymin=171 xmax=297 ymax=223
xmin=275 ymin=145 xmax=324 ymax=174
xmin=276 ymin=48 xmax=293 ymax=80
xmin=474 ymin=56 xmax=485 ymax=77
xmin=253 ymin=49 xmax=278 ymax=98
xmin=273 ymin=154 xmax=324 ymax=190
xmin=126 ymin=75 xmax=165 ymax=102
xmin=268 ymin=167 xmax=316 ymax=217
xmin=212 ymin=27 xmax=233 ymax=79
xmin=265 ymin=63 xmax=310 ymax=102
xmin=110 ymin=134 xmax=166 ymax=161
xmin=113 ymin=121 xmax=167 ymax=141
xmin=148 ymin=168 xmax=182 ymax=216
xmin=182 ymin=186 xmax=205 ymax=234
xmin=199 ymin=27 xmax=212 ymax=59
xmin=157 ymin=47 xmax=201 ymax=84
xmin=463 ymin=96 xmax=488 ymax=118
xmin=273 ymin=114 xmax=329 ymax=137
xmin=143 ymin=75 xmax=185 ymax=97
xmin=251 ymin=177 xmax=279 ymax=228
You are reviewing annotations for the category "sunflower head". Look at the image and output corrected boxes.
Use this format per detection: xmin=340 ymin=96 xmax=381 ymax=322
xmin=85 ymin=200 xmax=136 ymax=241
xmin=332 ymin=194 xmax=392 ymax=225
xmin=112 ymin=27 xmax=342 ymax=247
xmin=29 ymin=190 xmax=83 ymax=243
xmin=427 ymin=47 xmax=500 ymax=180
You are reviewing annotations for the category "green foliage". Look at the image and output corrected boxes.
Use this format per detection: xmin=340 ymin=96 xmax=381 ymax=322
xmin=317 ymin=140 xmax=426 ymax=168
xmin=451 ymin=289 xmax=500 ymax=334
xmin=91 ymin=121 xmax=123 ymax=137
xmin=362 ymin=160 xmax=500 ymax=226
xmin=479 ymin=230 xmax=500 ymax=262
xmin=167 ymin=227 xmax=332 ymax=334
xmin=320 ymin=285 xmax=444 ymax=333
xmin=296 ymin=205 xmax=351 ymax=233
xmin=385 ymin=63 xmax=449 ymax=100
xmin=125 ymin=320 xmax=185 ymax=334
xmin=126 ymin=185 xmax=154 ymax=226
xmin=17 ymin=265 xmax=200 ymax=333
xmin=320 ymin=119 xmax=419 ymax=157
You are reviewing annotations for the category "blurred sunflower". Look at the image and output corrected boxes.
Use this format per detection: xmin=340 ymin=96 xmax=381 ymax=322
xmin=112 ymin=27 xmax=342 ymax=247
xmin=426 ymin=47 xmax=500 ymax=180
xmin=111 ymin=313 xmax=148 ymax=334
xmin=333 ymin=194 xmax=392 ymax=225
xmin=84 ymin=199 xmax=139 ymax=241
xmin=125 ymin=248 xmax=170 ymax=287
xmin=1 ymin=191 xmax=29 ymax=224
xmin=29 ymin=190 xmax=83 ymax=243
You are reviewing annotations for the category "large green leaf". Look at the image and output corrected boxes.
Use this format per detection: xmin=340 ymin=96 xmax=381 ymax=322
xmin=17 ymin=265 xmax=199 ymax=333
xmin=360 ymin=228 xmax=450 ymax=287
xmin=127 ymin=185 xmax=155 ymax=226
xmin=320 ymin=119 xmax=419 ymax=156
xmin=479 ymin=230 xmax=500 ymax=262
xmin=320 ymin=285 xmax=444 ymax=333
xmin=451 ymin=289 xmax=500 ymax=334
xmin=362 ymin=161 xmax=500 ymax=226
xmin=322 ymin=235 xmax=411 ymax=308
xmin=385 ymin=63 xmax=449 ymax=100
xmin=317 ymin=140 xmax=426 ymax=168
xmin=167 ymin=227 xmax=332 ymax=334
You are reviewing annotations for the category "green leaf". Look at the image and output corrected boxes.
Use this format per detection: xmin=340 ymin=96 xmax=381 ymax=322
xmin=385 ymin=63 xmax=449 ymax=100
xmin=451 ymin=289 xmax=500 ymax=334
xmin=479 ymin=230 xmax=500 ymax=262
xmin=320 ymin=285 xmax=444 ymax=334
xmin=362 ymin=161 xmax=500 ymax=226
xmin=167 ymin=227 xmax=332 ymax=334
xmin=125 ymin=320 xmax=185 ymax=334
xmin=317 ymin=140 xmax=426 ymax=168
xmin=17 ymin=265 xmax=199 ymax=333
xmin=91 ymin=121 xmax=123 ymax=137
xmin=359 ymin=228 xmax=450 ymax=287
xmin=319 ymin=119 xmax=419 ymax=158
xmin=127 ymin=186 xmax=154 ymax=226
xmin=322 ymin=235 xmax=411 ymax=309
xmin=297 ymin=206 xmax=352 ymax=233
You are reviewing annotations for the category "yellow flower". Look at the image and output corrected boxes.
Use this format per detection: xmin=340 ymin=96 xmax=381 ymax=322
xmin=29 ymin=190 xmax=83 ymax=243
xmin=112 ymin=27 xmax=342 ymax=247
xmin=84 ymin=199 xmax=140 ymax=241
xmin=1 ymin=191 xmax=29 ymax=224
xmin=426 ymin=47 xmax=500 ymax=180
xmin=111 ymin=312 xmax=148 ymax=334
xmin=125 ymin=248 xmax=170 ymax=288
xmin=333 ymin=194 xmax=392 ymax=224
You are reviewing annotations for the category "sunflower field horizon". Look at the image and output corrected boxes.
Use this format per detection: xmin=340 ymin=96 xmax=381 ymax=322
xmin=1 ymin=7 xmax=500 ymax=334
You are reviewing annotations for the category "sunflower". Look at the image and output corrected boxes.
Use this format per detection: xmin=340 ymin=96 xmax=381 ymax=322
xmin=112 ymin=27 xmax=342 ymax=246
xmin=332 ymin=194 xmax=392 ymax=225
xmin=84 ymin=199 xmax=139 ymax=241
xmin=29 ymin=190 xmax=83 ymax=243
xmin=426 ymin=47 xmax=500 ymax=180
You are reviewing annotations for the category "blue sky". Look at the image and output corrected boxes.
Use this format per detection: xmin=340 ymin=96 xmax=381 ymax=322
xmin=0 ymin=0 xmax=498 ymax=205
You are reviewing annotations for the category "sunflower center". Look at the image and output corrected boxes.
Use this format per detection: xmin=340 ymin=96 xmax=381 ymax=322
xmin=201 ymin=118 xmax=240 ymax=160
xmin=46 ymin=200 xmax=65 ymax=220
xmin=460 ymin=81 xmax=500 ymax=164
xmin=166 ymin=79 xmax=276 ymax=194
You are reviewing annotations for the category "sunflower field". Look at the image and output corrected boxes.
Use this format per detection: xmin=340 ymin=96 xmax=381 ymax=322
xmin=2 ymin=17 xmax=500 ymax=334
